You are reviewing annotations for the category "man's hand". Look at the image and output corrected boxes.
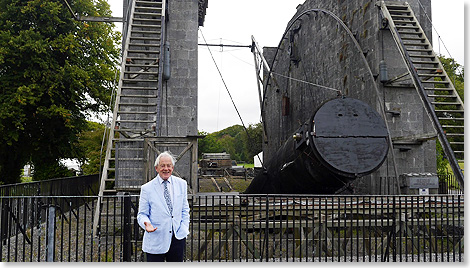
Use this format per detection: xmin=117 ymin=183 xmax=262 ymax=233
xmin=144 ymin=221 xmax=157 ymax=232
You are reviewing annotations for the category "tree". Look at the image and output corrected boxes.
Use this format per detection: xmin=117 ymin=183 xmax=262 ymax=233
xmin=198 ymin=131 xmax=222 ymax=158
xmin=76 ymin=121 xmax=107 ymax=175
xmin=438 ymin=55 xmax=464 ymax=101
xmin=197 ymin=123 xmax=263 ymax=163
xmin=241 ymin=122 xmax=263 ymax=162
xmin=0 ymin=0 xmax=120 ymax=184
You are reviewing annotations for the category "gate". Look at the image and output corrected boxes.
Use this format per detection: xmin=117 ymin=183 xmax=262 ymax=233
xmin=143 ymin=136 xmax=199 ymax=193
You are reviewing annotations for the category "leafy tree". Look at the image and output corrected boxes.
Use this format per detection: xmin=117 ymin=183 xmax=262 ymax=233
xmin=77 ymin=121 xmax=107 ymax=175
xmin=218 ymin=134 xmax=237 ymax=158
xmin=197 ymin=131 xmax=223 ymax=158
xmin=438 ymin=55 xmax=464 ymax=101
xmin=197 ymin=123 xmax=263 ymax=163
xmin=0 ymin=0 xmax=120 ymax=183
xmin=241 ymin=122 xmax=263 ymax=162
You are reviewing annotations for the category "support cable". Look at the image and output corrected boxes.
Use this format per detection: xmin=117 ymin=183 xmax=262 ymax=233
xmin=199 ymin=29 xmax=248 ymax=130
xmin=416 ymin=0 xmax=455 ymax=61
xmin=271 ymin=71 xmax=342 ymax=94
xmin=199 ymin=28 xmax=264 ymax=168
xmin=415 ymin=0 xmax=459 ymax=86
xmin=60 ymin=0 xmax=122 ymax=22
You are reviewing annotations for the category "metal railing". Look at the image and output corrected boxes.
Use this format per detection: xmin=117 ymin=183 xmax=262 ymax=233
xmin=0 ymin=174 xmax=459 ymax=197
xmin=361 ymin=174 xmax=463 ymax=195
xmin=0 ymin=175 xmax=99 ymax=197
xmin=437 ymin=174 xmax=463 ymax=194
xmin=0 ymin=193 xmax=464 ymax=262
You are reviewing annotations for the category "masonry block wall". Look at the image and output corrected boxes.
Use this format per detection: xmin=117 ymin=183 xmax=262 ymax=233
xmin=157 ymin=0 xmax=200 ymax=181
xmin=262 ymin=0 xmax=436 ymax=194
xmin=161 ymin=0 xmax=199 ymax=137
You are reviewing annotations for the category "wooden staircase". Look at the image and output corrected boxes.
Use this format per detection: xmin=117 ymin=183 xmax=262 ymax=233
xmin=93 ymin=0 xmax=167 ymax=235
xmin=380 ymin=1 xmax=464 ymax=190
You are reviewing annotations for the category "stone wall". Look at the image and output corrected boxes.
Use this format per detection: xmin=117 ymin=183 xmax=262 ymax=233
xmin=262 ymin=0 xmax=436 ymax=194
xmin=160 ymin=0 xmax=199 ymax=137
xmin=156 ymin=0 xmax=200 ymax=183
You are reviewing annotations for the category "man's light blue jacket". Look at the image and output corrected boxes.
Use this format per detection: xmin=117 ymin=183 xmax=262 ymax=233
xmin=137 ymin=175 xmax=190 ymax=254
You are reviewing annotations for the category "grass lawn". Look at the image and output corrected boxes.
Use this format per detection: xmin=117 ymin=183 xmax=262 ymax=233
xmin=446 ymin=162 xmax=464 ymax=174
xmin=239 ymin=163 xmax=254 ymax=168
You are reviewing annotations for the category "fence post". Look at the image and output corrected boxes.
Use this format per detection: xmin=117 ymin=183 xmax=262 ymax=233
xmin=46 ymin=205 xmax=56 ymax=262
xmin=123 ymin=193 xmax=132 ymax=261
xmin=1 ymin=189 xmax=9 ymax=245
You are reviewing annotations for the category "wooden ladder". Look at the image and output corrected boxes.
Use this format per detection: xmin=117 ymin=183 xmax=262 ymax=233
xmin=93 ymin=0 xmax=166 ymax=235
xmin=380 ymin=1 xmax=464 ymax=190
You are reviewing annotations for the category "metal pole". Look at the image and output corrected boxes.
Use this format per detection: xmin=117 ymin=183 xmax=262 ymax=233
xmin=46 ymin=205 xmax=56 ymax=262
xmin=123 ymin=193 xmax=132 ymax=261
xmin=1 ymin=189 xmax=9 ymax=245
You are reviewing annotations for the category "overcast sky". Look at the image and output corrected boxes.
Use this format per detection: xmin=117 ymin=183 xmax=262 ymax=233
xmin=107 ymin=0 xmax=465 ymax=134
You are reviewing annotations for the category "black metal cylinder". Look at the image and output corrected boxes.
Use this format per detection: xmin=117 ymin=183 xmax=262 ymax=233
xmin=245 ymin=97 xmax=389 ymax=194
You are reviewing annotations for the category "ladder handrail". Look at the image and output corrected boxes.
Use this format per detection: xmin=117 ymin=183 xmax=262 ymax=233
xmin=93 ymin=0 xmax=137 ymax=236
xmin=380 ymin=1 xmax=464 ymax=191
xmin=93 ymin=0 xmax=168 ymax=235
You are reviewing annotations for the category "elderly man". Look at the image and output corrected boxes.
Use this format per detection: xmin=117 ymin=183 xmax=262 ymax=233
xmin=137 ymin=151 xmax=190 ymax=262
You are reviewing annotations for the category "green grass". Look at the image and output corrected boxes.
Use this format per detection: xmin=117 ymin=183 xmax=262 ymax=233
xmin=21 ymin=176 xmax=33 ymax=183
xmin=446 ymin=162 xmax=464 ymax=174
xmin=238 ymin=163 xmax=254 ymax=168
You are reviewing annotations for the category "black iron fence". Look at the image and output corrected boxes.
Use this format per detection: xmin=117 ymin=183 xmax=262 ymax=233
xmin=0 ymin=175 xmax=99 ymax=197
xmin=362 ymin=174 xmax=463 ymax=195
xmin=0 ymin=193 xmax=464 ymax=262
xmin=0 ymin=174 xmax=461 ymax=197
xmin=437 ymin=174 xmax=463 ymax=194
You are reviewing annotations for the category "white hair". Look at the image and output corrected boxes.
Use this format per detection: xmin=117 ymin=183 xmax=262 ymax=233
xmin=154 ymin=151 xmax=176 ymax=167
